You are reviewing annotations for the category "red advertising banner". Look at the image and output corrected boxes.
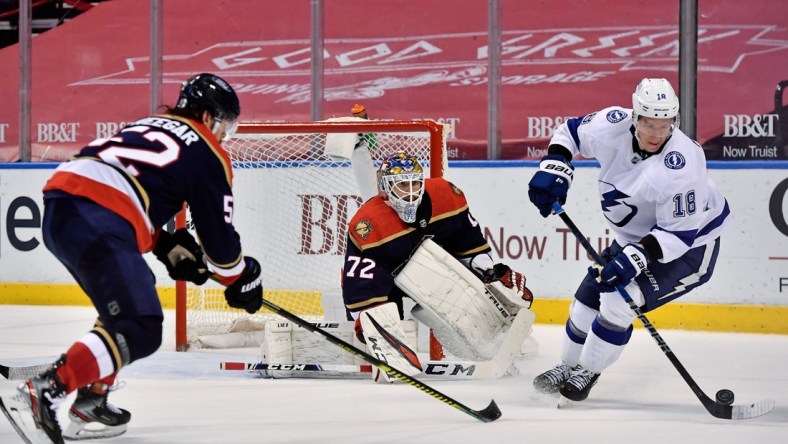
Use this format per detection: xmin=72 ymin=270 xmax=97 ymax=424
xmin=0 ymin=0 xmax=785 ymax=161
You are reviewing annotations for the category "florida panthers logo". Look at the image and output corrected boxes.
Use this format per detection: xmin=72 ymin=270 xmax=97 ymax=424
xmin=599 ymin=180 xmax=638 ymax=227
xmin=354 ymin=219 xmax=373 ymax=239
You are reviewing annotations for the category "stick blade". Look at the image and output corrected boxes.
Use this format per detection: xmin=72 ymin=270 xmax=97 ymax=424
xmin=730 ymin=398 xmax=775 ymax=420
xmin=0 ymin=363 xmax=52 ymax=380
xmin=473 ymin=399 xmax=502 ymax=423
xmin=706 ymin=397 xmax=775 ymax=420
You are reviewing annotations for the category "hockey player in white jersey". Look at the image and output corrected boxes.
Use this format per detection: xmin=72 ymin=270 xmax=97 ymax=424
xmin=527 ymin=78 xmax=731 ymax=402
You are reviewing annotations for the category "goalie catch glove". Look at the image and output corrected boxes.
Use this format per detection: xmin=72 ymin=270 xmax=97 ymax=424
xmin=224 ymin=257 xmax=264 ymax=314
xmin=153 ymin=229 xmax=209 ymax=285
xmin=483 ymin=263 xmax=534 ymax=309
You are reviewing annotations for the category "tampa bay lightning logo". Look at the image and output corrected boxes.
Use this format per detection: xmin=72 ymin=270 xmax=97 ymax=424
xmin=599 ymin=180 xmax=637 ymax=227
xmin=581 ymin=112 xmax=597 ymax=125
xmin=606 ymin=109 xmax=627 ymax=123
xmin=664 ymin=151 xmax=686 ymax=170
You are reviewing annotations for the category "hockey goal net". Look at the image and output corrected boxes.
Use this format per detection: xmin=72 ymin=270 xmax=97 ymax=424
xmin=175 ymin=118 xmax=450 ymax=352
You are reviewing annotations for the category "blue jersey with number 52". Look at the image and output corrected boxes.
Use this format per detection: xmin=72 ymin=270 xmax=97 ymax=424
xmin=43 ymin=114 xmax=244 ymax=279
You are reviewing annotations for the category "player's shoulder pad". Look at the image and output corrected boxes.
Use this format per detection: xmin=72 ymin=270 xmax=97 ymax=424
xmin=348 ymin=197 xmax=411 ymax=250
xmin=571 ymin=107 xmax=631 ymax=144
xmin=426 ymin=177 xmax=469 ymax=217
xmin=162 ymin=114 xmax=234 ymax=185
xmin=660 ymin=131 xmax=707 ymax=174
xmin=594 ymin=106 xmax=631 ymax=127
xmin=643 ymin=132 xmax=707 ymax=197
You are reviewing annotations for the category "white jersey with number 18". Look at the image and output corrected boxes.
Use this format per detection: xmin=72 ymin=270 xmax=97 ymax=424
xmin=550 ymin=106 xmax=731 ymax=263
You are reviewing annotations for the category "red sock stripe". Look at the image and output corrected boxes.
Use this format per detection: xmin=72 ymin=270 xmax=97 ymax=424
xmin=57 ymin=342 xmax=101 ymax=393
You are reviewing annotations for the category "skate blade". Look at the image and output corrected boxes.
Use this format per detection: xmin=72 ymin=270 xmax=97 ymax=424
xmin=63 ymin=418 xmax=128 ymax=441
xmin=556 ymin=395 xmax=571 ymax=409
xmin=1 ymin=394 xmax=51 ymax=444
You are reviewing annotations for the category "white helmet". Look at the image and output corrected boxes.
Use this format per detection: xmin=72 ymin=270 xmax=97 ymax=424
xmin=377 ymin=152 xmax=425 ymax=223
xmin=632 ymin=78 xmax=680 ymax=120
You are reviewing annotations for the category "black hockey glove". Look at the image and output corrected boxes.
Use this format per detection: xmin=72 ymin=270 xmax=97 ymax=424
xmin=224 ymin=257 xmax=264 ymax=314
xmin=153 ymin=229 xmax=209 ymax=285
xmin=528 ymin=154 xmax=574 ymax=218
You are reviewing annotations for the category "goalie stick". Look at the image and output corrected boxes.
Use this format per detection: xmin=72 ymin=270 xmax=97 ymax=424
xmin=221 ymin=362 xmax=372 ymax=379
xmin=220 ymin=357 xmax=511 ymax=380
xmin=254 ymin=294 xmax=502 ymax=423
xmin=551 ymin=202 xmax=774 ymax=420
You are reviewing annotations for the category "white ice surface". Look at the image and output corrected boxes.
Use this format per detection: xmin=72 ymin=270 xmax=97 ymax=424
xmin=0 ymin=305 xmax=786 ymax=443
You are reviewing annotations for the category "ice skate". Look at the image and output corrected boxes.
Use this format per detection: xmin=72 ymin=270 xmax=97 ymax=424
xmin=533 ymin=363 xmax=571 ymax=394
xmin=0 ymin=360 xmax=68 ymax=444
xmin=559 ymin=365 xmax=600 ymax=402
xmin=63 ymin=384 xmax=130 ymax=440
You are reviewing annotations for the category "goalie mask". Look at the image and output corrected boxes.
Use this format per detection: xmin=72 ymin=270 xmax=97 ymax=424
xmin=377 ymin=152 xmax=425 ymax=223
xmin=176 ymin=73 xmax=240 ymax=141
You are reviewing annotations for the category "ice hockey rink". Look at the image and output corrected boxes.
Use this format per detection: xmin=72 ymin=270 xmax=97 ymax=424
xmin=0 ymin=305 xmax=785 ymax=444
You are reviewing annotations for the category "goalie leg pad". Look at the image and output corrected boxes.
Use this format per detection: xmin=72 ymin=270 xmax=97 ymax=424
xmin=262 ymin=321 xmax=362 ymax=365
xmin=261 ymin=321 xmax=293 ymax=363
xmin=394 ymin=238 xmax=511 ymax=359
xmin=292 ymin=322 xmax=359 ymax=365
xmin=360 ymin=303 xmax=422 ymax=383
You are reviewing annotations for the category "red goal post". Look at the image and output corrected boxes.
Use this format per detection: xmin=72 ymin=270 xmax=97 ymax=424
xmin=175 ymin=118 xmax=450 ymax=356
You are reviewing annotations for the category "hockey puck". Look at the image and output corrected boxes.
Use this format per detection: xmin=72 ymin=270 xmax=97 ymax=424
xmin=715 ymin=389 xmax=734 ymax=406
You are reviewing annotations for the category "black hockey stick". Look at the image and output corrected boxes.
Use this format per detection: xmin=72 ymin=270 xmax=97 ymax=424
xmin=551 ymin=202 xmax=774 ymax=420
xmin=257 ymin=296 xmax=502 ymax=423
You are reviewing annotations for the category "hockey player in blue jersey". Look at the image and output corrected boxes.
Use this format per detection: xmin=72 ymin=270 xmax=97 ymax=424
xmin=527 ymin=78 xmax=731 ymax=402
xmin=0 ymin=74 xmax=263 ymax=444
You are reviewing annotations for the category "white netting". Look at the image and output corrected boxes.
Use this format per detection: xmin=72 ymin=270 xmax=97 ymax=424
xmin=180 ymin=119 xmax=449 ymax=349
